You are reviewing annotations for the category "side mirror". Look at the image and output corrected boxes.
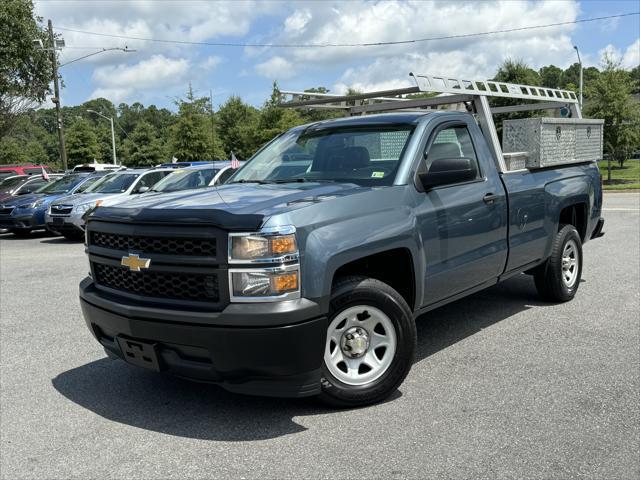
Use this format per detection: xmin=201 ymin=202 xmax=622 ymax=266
xmin=18 ymin=189 xmax=31 ymax=195
xmin=418 ymin=157 xmax=476 ymax=190
xmin=136 ymin=186 xmax=150 ymax=194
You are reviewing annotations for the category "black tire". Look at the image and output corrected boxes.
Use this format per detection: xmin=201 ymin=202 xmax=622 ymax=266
xmin=534 ymin=224 xmax=583 ymax=302
xmin=62 ymin=231 xmax=84 ymax=240
xmin=10 ymin=229 xmax=31 ymax=237
xmin=318 ymin=276 xmax=416 ymax=408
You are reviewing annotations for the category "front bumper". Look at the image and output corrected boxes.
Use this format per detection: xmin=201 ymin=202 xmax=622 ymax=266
xmin=80 ymin=278 xmax=327 ymax=398
xmin=0 ymin=212 xmax=42 ymax=230
xmin=45 ymin=210 xmax=86 ymax=233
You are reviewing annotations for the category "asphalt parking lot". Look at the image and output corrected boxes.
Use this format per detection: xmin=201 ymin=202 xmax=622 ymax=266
xmin=1 ymin=193 xmax=638 ymax=480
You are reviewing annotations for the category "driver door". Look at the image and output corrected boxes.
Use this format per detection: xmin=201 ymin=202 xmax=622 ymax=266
xmin=415 ymin=121 xmax=508 ymax=306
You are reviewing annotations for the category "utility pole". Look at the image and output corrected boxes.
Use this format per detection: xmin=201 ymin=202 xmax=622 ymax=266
xmin=209 ymin=89 xmax=215 ymax=157
xmin=48 ymin=20 xmax=68 ymax=171
xmin=87 ymin=109 xmax=118 ymax=165
xmin=573 ymin=45 xmax=583 ymax=111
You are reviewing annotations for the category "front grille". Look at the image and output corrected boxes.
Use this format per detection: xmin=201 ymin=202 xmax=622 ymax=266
xmin=90 ymin=231 xmax=216 ymax=256
xmin=93 ymin=263 xmax=219 ymax=302
xmin=50 ymin=205 xmax=73 ymax=215
xmin=0 ymin=207 xmax=15 ymax=215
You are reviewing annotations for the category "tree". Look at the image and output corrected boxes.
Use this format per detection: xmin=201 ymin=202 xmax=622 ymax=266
xmin=539 ymin=65 xmax=563 ymax=88
xmin=255 ymin=82 xmax=303 ymax=145
xmin=0 ymin=0 xmax=53 ymax=138
xmin=65 ymin=119 xmax=100 ymax=166
xmin=122 ymin=121 xmax=166 ymax=166
xmin=169 ymin=85 xmax=223 ymax=161
xmin=585 ymin=56 xmax=640 ymax=172
xmin=216 ymin=95 xmax=259 ymax=159
xmin=0 ymin=136 xmax=47 ymax=164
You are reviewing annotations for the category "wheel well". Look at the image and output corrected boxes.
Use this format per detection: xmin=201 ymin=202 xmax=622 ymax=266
xmin=559 ymin=203 xmax=587 ymax=240
xmin=332 ymin=248 xmax=415 ymax=310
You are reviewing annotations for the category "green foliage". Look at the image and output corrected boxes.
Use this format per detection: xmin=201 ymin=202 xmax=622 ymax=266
xmin=0 ymin=136 xmax=47 ymax=164
xmin=539 ymin=65 xmax=563 ymax=88
xmin=216 ymin=96 xmax=259 ymax=159
xmin=0 ymin=0 xmax=53 ymax=138
xmin=169 ymin=85 xmax=223 ymax=162
xmin=65 ymin=118 xmax=100 ymax=166
xmin=123 ymin=121 xmax=165 ymax=166
xmin=585 ymin=57 xmax=640 ymax=168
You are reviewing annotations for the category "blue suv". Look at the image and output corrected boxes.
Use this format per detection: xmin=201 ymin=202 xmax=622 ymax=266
xmin=0 ymin=173 xmax=104 ymax=237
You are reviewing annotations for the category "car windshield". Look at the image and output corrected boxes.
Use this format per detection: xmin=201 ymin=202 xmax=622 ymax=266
xmin=74 ymin=175 xmax=104 ymax=193
xmin=151 ymin=168 xmax=218 ymax=192
xmin=35 ymin=175 xmax=85 ymax=194
xmin=228 ymin=125 xmax=415 ymax=187
xmin=0 ymin=176 xmax=26 ymax=191
xmin=86 ymin=173 xmax=139 ymax=193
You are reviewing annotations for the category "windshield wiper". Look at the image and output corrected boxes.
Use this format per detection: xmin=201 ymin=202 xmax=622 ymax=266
xmin=272 ymin=178 xmax=335 ymax=184
xmin=228 ymin=179 xmax=275 ymax=185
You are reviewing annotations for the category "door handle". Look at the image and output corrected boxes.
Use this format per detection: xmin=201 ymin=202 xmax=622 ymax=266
xmin=483 ymin=193 xmax=499 ymax=204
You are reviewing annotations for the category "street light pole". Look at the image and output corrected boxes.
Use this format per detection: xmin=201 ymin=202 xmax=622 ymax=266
xmin=47 ymin=20 xmax=68 ymax=171
xmin=573 ymin=45 xmax=583 ymax=111
xmin=87 ymin=109 xmax=118 ymax=165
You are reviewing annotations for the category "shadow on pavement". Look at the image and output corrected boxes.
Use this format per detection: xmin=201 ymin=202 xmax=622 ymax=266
xmin=52 ymin=273 xmax=549 ymax=441
xmin=0 ymin=230 xmax=57 ymax=240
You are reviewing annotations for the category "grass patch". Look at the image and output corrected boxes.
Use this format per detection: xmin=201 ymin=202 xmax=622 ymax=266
xmin=598 ymin=159 xmax=640 ymax=190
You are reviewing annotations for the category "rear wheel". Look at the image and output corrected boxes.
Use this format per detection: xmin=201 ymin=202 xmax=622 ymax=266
xmin=319 ymin=276 xmax=416 ymax=408
xmin=534 ymin=224 xmax=583 ymax=302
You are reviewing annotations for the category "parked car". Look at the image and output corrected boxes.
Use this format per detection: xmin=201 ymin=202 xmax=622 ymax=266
xmin=141 ymin=162 xmax=240 ymax=196
xmin=0 ymin=164 xmax=53 ymax=181
xmin=0 ymin=174 xmax=64 ymax=203
xmin=72 ymin=163 xmax=123 ymax=173
xmin=0 ymin=173 xmax=100 ymax=236
xmin=46 ymin=168 xmax=173 ymax=237
xmin=78 ymin=76 xmax=605 ymax=407
xmin=158 ymin=161 xmax=218 ymax=169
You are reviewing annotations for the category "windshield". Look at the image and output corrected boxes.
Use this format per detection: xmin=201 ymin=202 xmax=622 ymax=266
xmin=86 ymin=173 xmax=139 ymax=193
xmin=0 ymin=176 xmax=26 ymax=191
xmin=229 ymin=125 xmax=415 ymax=187
xmin=74 ymin=175 xmax=103 ymax=193
xmin=35 ymin=175 xmax=85 ymax=194
xmin=152 ymin=168 xmax=218 ymax=192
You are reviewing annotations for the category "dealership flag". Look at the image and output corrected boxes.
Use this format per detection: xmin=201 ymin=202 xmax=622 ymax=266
xmin=41 ymin=166 xmax=49 ymax=181
xmin=230 ymin=152 xmax=240 ymax=169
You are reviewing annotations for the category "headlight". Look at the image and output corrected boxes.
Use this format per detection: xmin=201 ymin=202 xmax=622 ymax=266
xmin=75 ymin=200 xmax=102 ymax=213
xmin=228 ymin=226 xmax=298 ymax=263
xmin=21 ymin=199 xmax=44 ymax=209
xmin=229 ymin=265 xmax=300 ymax=301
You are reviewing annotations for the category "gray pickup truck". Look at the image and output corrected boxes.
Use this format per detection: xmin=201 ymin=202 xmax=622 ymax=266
xmin=80 ymin=75 xmax=605 ymax=406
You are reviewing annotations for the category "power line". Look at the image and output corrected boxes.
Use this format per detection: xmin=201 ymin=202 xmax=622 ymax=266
xmin=56 ymin=12 xmax=639 ymax=48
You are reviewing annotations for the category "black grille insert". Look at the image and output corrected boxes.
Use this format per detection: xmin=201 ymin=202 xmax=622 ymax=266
xmin=90 ymin=231 xmax=216 ymax=256
xmin=51 ymin=206 xmax=73 ymax=215
xmin=0 ymin=207 xmax=15 ymax=215
xmin=93 ymin=263 xmax=219 ymax=302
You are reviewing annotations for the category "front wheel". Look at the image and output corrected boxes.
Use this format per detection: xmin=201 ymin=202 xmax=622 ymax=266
xmin=534 ymin=224 xmax=583 ymax=302
xmin=319 ymin=276 xmax=416 ymax=408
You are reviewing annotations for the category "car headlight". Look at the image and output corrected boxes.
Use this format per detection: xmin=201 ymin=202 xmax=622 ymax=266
xmin=229 ymin=265 xmax=300 ymax=301
xmin=228 ymin=226 xmax=298 ymax=263
xmin=75 ymin=200 xmax=102 ymax=213
xmin=21 ymin=199 xmax=44 ymax=209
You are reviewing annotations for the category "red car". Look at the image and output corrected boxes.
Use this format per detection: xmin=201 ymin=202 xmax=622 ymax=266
xmin=0 ymin=164 xmax=53 ymax=181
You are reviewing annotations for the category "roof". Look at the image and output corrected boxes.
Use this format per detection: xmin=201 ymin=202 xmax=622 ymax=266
xmin=295 ymin=111 xmax=437 ymax=131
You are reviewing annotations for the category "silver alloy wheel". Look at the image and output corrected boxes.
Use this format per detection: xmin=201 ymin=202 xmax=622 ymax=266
xmin=561 ymin=239 xmax=579 ymax=288
xmin=324 ymin=305 xmax=397 ymax=386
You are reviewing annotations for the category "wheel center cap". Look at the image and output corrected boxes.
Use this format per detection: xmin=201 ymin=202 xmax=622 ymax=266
xmin=341 ymin=327 xmax=370 ymax=358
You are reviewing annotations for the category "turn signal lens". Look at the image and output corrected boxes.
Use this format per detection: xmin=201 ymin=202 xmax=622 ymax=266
xmin=270 ymin=235 xmax=297 ymax=255
xmin=229 ymin=232 xmax=298 ymax=261
xmin=271 ymin=272 xmax=298 ymax=293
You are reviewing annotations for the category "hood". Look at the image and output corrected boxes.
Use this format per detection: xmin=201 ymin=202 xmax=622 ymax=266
xmin=90 ymin=182 xmax=370 ymax=230
xmin=50 ymin=192 xmax=117 ymax=207
xmin=1 ymin=193 xmax=45 ymax=207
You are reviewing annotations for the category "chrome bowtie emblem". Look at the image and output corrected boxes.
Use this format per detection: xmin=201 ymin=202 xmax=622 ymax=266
xmin=121 ymin=253 xmax=151 ymax=272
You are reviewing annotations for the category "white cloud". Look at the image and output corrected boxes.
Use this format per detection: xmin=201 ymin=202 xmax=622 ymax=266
xmin=284 ymin=9 xmax=312 ymax=35
xmin=255 ymin=56 xmax=295 ymax=79
xmin=598 ymin=39 xmax=640 ymax=69
xmin=255 ymin=0 xmax=581 ymax=92
xmin=201 ymin=56 xmax=223 ymax=71
xmin=90 ymin=55 xmax=189 ymax=102
xmin=622 ymin=39 xmax=640 ymax=69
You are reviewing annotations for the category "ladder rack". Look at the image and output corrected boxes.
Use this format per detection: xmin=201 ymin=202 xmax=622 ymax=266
xmin=277 ymin=72 xmax=583 ymax=174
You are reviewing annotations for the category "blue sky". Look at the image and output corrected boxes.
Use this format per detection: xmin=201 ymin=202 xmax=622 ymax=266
xmin=34 ymin=0 xmax=640 ymax=111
